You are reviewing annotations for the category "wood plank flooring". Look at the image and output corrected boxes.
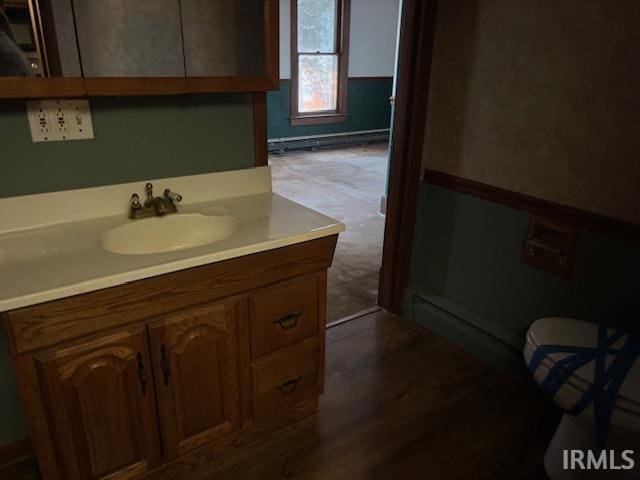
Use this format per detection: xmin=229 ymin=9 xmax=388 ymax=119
xmin=0 ymin=310 xmax=558 ymax=480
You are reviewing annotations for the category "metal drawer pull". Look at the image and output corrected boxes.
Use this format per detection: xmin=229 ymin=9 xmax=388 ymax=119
xmin=136 ymin=353 xmax=147 ymax=396
xmin=276 ymin=377 xmax=302 ymax=394
xmin=273 ymin=312 xmax=302 ymax=330
xmin=160 ymin=344 xmax=170 ymax=386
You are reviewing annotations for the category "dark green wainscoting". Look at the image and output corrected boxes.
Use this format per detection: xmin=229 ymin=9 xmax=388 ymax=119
xmin=0 ymin=94 xmax=255 ymax=198
xmin=267 ymin=77 xmax=393 ymax=139
xmin=407 ymin=181 xmax=640 ymax=377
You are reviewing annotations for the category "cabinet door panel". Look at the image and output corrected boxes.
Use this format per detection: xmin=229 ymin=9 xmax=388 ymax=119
xmin=149 ymin=299 xmax=243 ymax=459
xmin=181 ymin=0 xmax=266 ymax=77
xmin=72 ymin=0 xmax=185 ymax=77
xmin=35 ymin=326 xmax=161 ymax=480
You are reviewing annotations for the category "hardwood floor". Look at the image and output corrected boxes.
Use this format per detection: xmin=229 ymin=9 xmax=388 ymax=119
xmin=211 ymin=310 xmax=557 ymax=480
xmin=0 ymin=310 xmax=557 ymax=480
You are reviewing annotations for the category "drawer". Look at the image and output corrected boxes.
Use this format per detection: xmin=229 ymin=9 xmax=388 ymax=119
xmin=249 ymin=274 xmax=319 ymax=358
xmin=252 ymin=339 xmax=319 ymax=420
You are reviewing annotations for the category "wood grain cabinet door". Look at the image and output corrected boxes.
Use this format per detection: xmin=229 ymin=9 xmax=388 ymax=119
xmin=35 ymin=326 xmax=161 ymax=480
xmin=148 ymin=299 xmax=244 ymax=460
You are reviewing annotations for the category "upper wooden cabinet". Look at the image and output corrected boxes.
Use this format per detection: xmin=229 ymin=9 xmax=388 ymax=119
xmin=0 ymin=0 xmax=278 ymax=97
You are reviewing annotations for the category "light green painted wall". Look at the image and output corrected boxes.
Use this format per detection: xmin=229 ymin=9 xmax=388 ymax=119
xmin=0 ymin=93 xmax=255 ymax=447
xmin=0 ymin=94 xmax=255 ymax=198
xmin=409 ymin=183 xmax=640 ymax=347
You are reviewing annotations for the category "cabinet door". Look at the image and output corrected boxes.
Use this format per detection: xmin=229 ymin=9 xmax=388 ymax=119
xmin=148 ymin=299 xmax=244 ymax=459
xmin=72 ymin=0 xmax=185 ymax=77
xmin=35 ymin=326 xmax=161 ymax=480
xmin=180 ymin=0 xmax=266 ymax=77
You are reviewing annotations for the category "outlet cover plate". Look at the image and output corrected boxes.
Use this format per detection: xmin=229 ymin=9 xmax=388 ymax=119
xmin=27 ymin=99 xmax=94 ymax=143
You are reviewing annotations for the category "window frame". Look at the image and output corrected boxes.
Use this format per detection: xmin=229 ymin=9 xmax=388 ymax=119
xmin=290 ymin=0 xmax=350 ymax=126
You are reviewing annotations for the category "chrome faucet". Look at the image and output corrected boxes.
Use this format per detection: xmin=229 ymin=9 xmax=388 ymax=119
xmin=129 ymin=183 xmax=183 ymax=219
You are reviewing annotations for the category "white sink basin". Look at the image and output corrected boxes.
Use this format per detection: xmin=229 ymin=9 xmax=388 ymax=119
xmin=101 ymin=214 xmax=240 ymax=255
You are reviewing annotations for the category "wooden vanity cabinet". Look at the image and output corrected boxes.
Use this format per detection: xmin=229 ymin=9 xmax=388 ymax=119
xmin=2 ymin=236 xmax=336 ymax=480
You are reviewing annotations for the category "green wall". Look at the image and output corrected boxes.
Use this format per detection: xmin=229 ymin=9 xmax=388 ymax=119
xmin=0 ymin=94 xmax=255 ymax=198
xmin=0 ymin=93 xmax=255 ymax=447
xmin=267 ymin=78 xmax=393 ymax=139
xmin=408 ymin=182 xmax=640 ymax=366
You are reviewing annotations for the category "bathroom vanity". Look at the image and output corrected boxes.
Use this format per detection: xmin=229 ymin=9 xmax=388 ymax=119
xmin=0 ymin=167 xmax=344 ymax=479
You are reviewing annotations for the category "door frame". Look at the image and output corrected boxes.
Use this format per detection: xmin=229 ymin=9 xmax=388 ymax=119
xmin=254 ymin=0 xmax=439 ymax=315
xmin=378 ymin=0 xmax=438 ymax=313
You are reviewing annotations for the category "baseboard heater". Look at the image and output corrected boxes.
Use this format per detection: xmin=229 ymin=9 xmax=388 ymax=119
xmin=410 ymin=290 xmax=528 ymax=380
xmin=268 ymin=129 xmax=389 ymax=153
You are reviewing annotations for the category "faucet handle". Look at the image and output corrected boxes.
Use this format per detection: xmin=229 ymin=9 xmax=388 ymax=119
xmin=164 ymin=189 xmax=183 ymax=204
xmin=130 ymin=193 xmax=142 ymax=210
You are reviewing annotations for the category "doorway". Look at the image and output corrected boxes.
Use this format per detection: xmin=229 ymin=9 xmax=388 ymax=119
xmin=260 ymin=0 xmax=435 ymax=321
xmin=266 ymin=0 xmax=402 ymax=323
xmin=270 ymin=144 xmax=387 ymax=323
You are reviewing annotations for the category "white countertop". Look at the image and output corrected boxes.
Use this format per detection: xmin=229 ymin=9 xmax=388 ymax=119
xmin=0 ymin=167 xmax=345 ymax=311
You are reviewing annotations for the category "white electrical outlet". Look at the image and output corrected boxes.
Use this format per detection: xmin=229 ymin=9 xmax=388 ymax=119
xmin=27 ymin=99 xmax=94 ymax=143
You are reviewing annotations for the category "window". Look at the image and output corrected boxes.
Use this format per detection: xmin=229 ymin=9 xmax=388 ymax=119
xmin=291 ymin=0 xmax=350 ymax=125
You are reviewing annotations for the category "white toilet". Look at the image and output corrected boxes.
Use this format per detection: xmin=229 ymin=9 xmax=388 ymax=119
xmin=524 ymin=317 xmax=640 ymax=479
